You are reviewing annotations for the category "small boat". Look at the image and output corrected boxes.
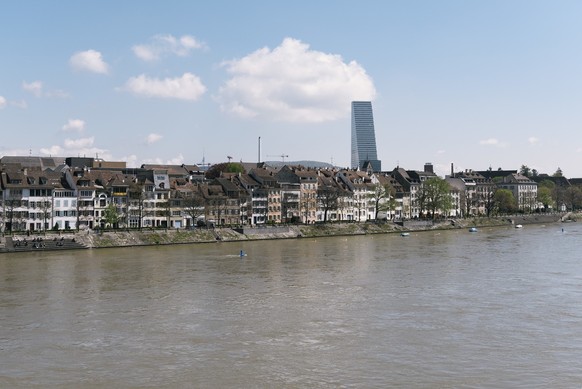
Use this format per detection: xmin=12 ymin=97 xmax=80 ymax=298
xmin=400 ymin=232 xmax=410 ymax=237
xmin=515 ymin=224 xmax=523 ymax=229
xmin=469 ymin=227 xmax=478 ymax=233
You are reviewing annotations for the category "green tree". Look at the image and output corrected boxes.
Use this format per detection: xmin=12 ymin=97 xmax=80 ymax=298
xmin=494 ymin=189 xmax=516 ymax=214
xmin=368 ymin=183 xmax=396 ymax=220
xmin=553 ymin=167 xmax=563 ymax=177
xmin=519 ymin=165 xmax=531 ymax=177
xmin=103 ymin=203 xmax=120 ymax=228
xmin=418 ymin=177 xmax=453 ymax=219
xmin=205 ymin=162 xmax=245 ymax=179
xmin=537 ymin=180 xmax=556 ymax=211
xmin=537 ymin=186 xmax=554 ymax=210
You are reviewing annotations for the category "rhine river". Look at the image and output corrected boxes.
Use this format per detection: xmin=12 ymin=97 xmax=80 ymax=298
xmin=1 ymin=223 xmax=582 ymax=388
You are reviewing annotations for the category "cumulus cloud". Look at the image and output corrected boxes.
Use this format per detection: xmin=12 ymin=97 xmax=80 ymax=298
xmin=146 ymin=133 xmax=163 ymax=144
xmin=23 ymin=81 xmax=43 ymax=97
xmin=62 ymin=119 xmax=85 ymax=132
xmin=480 ymin=138 xmax=499 ymax=145
xmin=64 ymin=137 xmax=94 ymax=149
xmin=480 ymin=138 xmax=508 ymax=148
xmin=121 ymin=154 xmax=139 ymax=168
xmin=133 ymin=34 xmax=206 ymax=61
xmin=141 ymin=154 xmax=185 ymax=166
xmin=22 ymin=81 xmax=68 ymax=99
xmin=122 ymin=73 xmax=206 ymax=101
xmin=0 ymin=96 xmax=27 ymax=109
xmin=70 ymin=50 xmax=109 ymax=74
xmin=216 ymin=37 xmax=376 ymax=123
xmin=40 ymin=137 xmax=110 ymax=159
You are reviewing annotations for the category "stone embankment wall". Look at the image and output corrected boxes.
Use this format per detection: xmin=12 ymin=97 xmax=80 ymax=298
xmin=0 ymin=213 xmax=570 ymax=253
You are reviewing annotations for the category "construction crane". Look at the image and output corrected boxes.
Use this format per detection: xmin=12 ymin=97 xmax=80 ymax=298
xmin=267 ymin=154 xmax=289 ymax=162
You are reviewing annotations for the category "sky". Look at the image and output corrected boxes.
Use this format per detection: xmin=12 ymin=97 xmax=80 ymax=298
xmin=1 ymin=0 xmax=582 ymax=178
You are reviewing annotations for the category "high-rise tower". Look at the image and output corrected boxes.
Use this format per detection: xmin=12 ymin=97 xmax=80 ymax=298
xmin=351 ymin=101 xmax=381 ymax=172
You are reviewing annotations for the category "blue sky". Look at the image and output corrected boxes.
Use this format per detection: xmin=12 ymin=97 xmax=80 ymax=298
xmin=1 ymin=0 xmax=582 ymax=177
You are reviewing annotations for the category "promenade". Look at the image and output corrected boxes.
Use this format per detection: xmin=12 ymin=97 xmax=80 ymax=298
xmin=0 ymin=213 xmax=568 ymax=254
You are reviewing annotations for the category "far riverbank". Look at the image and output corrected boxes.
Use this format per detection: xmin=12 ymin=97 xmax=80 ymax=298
xmin=0 ymin=213 xmax=573 ymax=253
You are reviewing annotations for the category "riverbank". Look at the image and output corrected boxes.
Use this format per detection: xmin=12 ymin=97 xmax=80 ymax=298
xmin=0 ymin=213 xmax=572 ymax=253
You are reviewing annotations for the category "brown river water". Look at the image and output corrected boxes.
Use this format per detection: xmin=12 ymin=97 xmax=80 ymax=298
xmin=1 ymin=223 xmax=582 ymax=388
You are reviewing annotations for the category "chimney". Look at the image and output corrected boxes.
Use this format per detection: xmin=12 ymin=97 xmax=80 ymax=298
xmin=424 ymin=163 xmax=434 ymax=174
xmin=451 ymin=163 xmax=454 ymax=177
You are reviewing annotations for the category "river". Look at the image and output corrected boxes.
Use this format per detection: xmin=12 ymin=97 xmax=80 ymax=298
xmin=1 ymin=223 xmax=582 ymax=388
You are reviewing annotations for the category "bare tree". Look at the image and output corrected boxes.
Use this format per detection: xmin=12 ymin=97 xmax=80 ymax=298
xmin=181 ymin=188 xmax=206 ymax=227
xmin=317 ymin=186 xmax=339 ymax=222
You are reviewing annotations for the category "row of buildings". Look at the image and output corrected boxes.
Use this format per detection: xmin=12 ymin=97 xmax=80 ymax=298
xmin=1 ymin=154 xmax=570 ymax=233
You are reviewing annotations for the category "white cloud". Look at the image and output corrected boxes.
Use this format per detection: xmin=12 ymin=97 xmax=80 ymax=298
xmin=40 ymin=137 xmax=110 ymax=159
xmin=480 ymin=138 xmax=499 ymax=146
xmin=22 ymin=80 xmax=68 ymax=99
xmin=166 ymin=153 xmax=185 ymax=165
xmin=141 ymin=154 xmax=185 ymax=166
xmin=216 ymin=37 xmax=376 ymax=123
xmin=122 ymin=154 xmax=139 ymax=168
xmin=146 ymin=133 xmax=163 ymax=144
xmin=122 ymin=73 xmax=207 ymax=101
xmin=528 ymin=137 xmax=539 ymax=145
xmin=132 ymin=34 xmax=206 ymax=61
xmin=479 ymin=138 xmax=508 ymax=148
xmin=62 ymin=119 xmax=85 ymax=132
xmin=69 ymin=50 xmax=109 ymax=74
xmin=23 ymin=81 xmax=43 ymax=97
xmin=0 ymin=96 xmax=6 ymax=109
xmin=64 ymin=137 xmax=94 ymax=149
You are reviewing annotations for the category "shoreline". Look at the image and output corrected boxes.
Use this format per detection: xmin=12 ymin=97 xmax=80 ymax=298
xmin=0 ymin=213 xmax=571 ymax=254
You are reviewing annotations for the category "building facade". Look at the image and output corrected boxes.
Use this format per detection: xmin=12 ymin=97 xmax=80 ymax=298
xmin=351 ymin=101 xmax=381 ymax=172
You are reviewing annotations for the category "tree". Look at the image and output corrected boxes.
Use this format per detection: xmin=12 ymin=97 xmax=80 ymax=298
xmin=417 ymin=177 xmax=453 ymax=219
xmin=519 ymin=165 xmax=531 ymax=177
xmin=103 ymin=203 xmax=120 ymax=228
xmin=494 ymin=189 xmax=516 ymax=214
xmin=537 ymin=186 xmax=554 ymax=210
xmin=562 ymin=186 xmax=582 ymax=211
xmin=537 ymin=180 xmax=555 ymax=211
xmin=483 ymin=186 xmax=496 ymax=217
xmin=181 ymin=189 xmax=206 ymax=227
xmin=368 ymin=183 xmax=395 ymax=220
xmin=317 ymin=185 xmax=340 ymax=222
xmin=205 ymin=162 xmax=245 ymax=179
xmin=128 ymin=180 xmax=146 ymax=229
xmin=553 ymin=167 xmax=563 ymax=177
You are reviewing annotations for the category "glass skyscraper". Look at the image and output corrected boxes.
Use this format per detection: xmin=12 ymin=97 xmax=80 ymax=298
xmin=351 ymin=101 xmax=381 ymax=172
